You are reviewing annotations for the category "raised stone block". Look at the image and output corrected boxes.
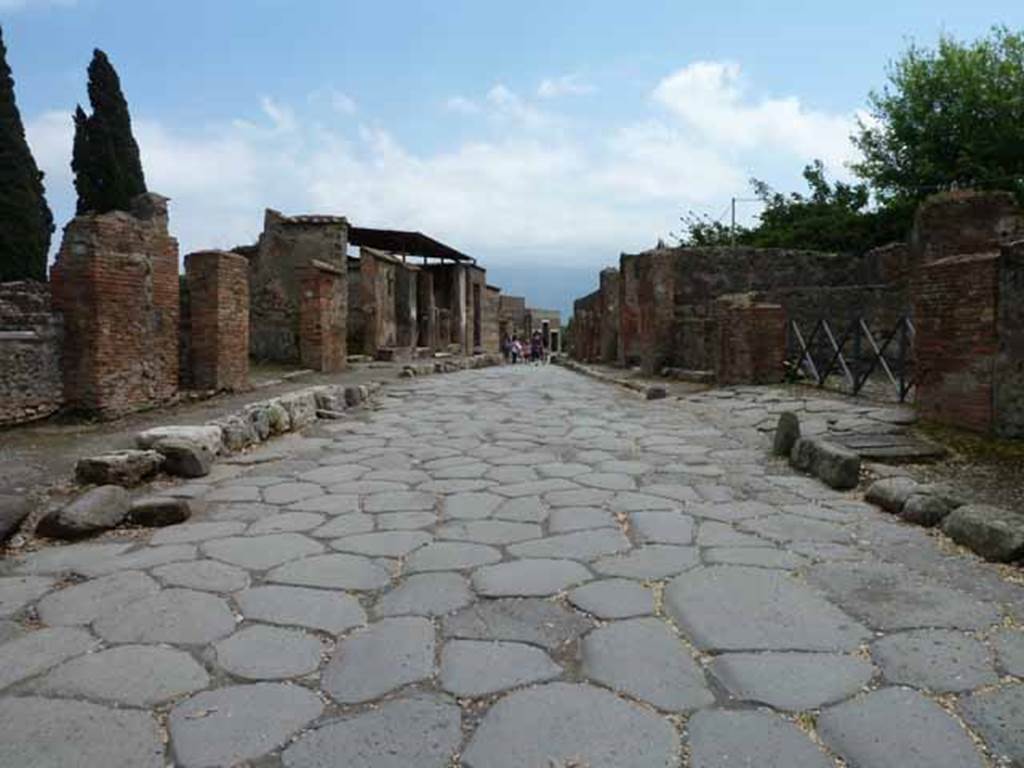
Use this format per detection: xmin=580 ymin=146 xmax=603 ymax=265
xmin=128 ymin=497 xmax=193 ymax=527
xmin=137 ymin=425 xmax=224 ymax=456
xmin=773 ymin=411 xmax=800 ymax=457
xmin=75 ymin=449 xmax=163 ymax=487
xmin=37 ymin=485 xmax=129 ymax=539
xmin=942 ymin=504 xmax=1024 ymax=562
xmin=865 ymin=476 xmax=919 ymax=513
xmin=790 ymin=437 xmax=861 ymax=490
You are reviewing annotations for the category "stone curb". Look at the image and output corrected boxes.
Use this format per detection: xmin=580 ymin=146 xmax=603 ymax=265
xmin=556 ymin=359 xmax=666 ymax=401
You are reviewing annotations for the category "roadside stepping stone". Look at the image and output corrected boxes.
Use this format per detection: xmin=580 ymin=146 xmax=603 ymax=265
xmin=472 ymin=559 xmax=591 ymax=597
xmin=331 ymin=530 xmax=432 ymax=557
xmin=872 ymin=629 xmax=998 ymax=692
xmin=704 ymin=547 xmax=808 ymax=569
xmin=958 ymin=683 xmax=1024 ymax=767
xmin=364 ymin=491 xmax=436 ymax=513
xmin=202 ymin=533 xmax=323 ymax=570
xmin=819 ymin=687 xmax=985 ymax=768
xmin=709 ymin=651 xmax=875 ymax=711
xmin=580 ymin=617 xmax=714 ymax=711
xmin=442 ymin=492 xmax=503 ymax=519
xmin=282 ymin=694 xmax=461 ymax=768
xmin=323 ymin=616 xmax=435 ymax=703
xmin=548 ymin=506 xmax=616 ymax=532
xmin=0 ymin=576 xmax=55 ymax=618
xmin=37 ymin=570 xmax=159 ymax=626
xmin=665 ymin=566 xmax=870 ymax=651
xmin=0 ymin=626 xmax=99 ymax=690
xmin=461 ymin=682 xmax=678 ymax=768
xmin=436 ymin=520 xmax=541 ymax=544
xmin=440 ymin=639 xmax=561 ymax=696
xmin=0 ymin=696 xmax=164 ymax=768
xmin=169 ymin=682 xmax=323 ymax=768
xmin=568 ymin=578 xmax=655 ymax=619
xmin=591 ymin=545 xmax=699 ymax=579
xmin=215 ymin=624 xmax=323 ymax=680
xmin=405 ymin=542 xmax=502 ymax=573
xmin=236 ymin=585 xmax=367 ymax=633
xmin=507 ymin=529 xmax=630 ymax=561
xmin=375 ymin=572 xmax=474 ymax=617
xmin=311 ymin=514 xmax=374 ymax=538
xmin=246 ymin=512 xmax=325 ymax=535
xmin=267 ymin=553 xmax=391 ymax=590
xmin=631 ymin=511 xmax=695 ymax=544
xmin=688 ymin=709 xmax=832 ymax=768
xmin=152 ymin=559 xmax=251 ymax=592
xmin=150 ymin=521 xmax=245 ymax=545
xmin=443 ymin=598 xmax=593 ymax=651
xmin=32 ymin=644 xmax=209 ymax=706
xmin=93 ymin=589 xmax=236 ymax=644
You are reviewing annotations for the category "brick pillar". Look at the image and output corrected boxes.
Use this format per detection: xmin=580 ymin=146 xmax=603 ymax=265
xmin=417 ymin=270 xmax=435 ymax=349
xmin=50 ymin=193 xmax=180 ymax=416
xmin=299 ymin=261 xmax=347 ymax=372
xmin=713 ymin=294 xmax=786 ymax=385
xmin=185 ymin=250 xmax=250 ymax=391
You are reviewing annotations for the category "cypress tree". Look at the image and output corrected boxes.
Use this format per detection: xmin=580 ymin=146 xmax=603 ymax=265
xmin=0 ymin=25 xmax=55 ymax=282
xmin=71 ymin=48 xmax=146 ymax=215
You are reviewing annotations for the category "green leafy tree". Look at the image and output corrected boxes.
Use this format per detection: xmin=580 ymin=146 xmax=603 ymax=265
xmin=0 ymin=25 xmax=54 ymax=282
xmin=853 ymin=26 xmax=1024 ymax=205
xmin=71 ymin=49 xmax=147 ymax=214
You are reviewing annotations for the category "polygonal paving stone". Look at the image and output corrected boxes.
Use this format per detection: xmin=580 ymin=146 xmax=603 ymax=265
xmin=806 ymin=562 xmax=1001 ymax=631
xmin=871 ymin=629 xmax=998 ymax=692
xmin=487 ymin=465 xmax=539 ymax=483
xmin=374 ymin=572 xmax=473 ymax=617
xmin=443 ymin=597 xmax=592 ymax=651
xmin=492 ymin=496 xmax=547 ymax=522
xmin=567 ymin=578 xmax=655 ymax=619
xmin=958 ymin=683 xmax=1024 ymax=767
xmin=0 ymin=626 xmax=99 ymax=690
xmin=592 ymin=545 xmax=699 ymax=579
xmin=461 ymin=682 xmax=678 ymax=768
xmin=362 ymin=469 xmax=431 ymax=484
xmin=575 ymin=472 xmax=637 ymax=491
xmin=202 ymin=533 xmax=324 ymax=570
xmin=311 ymin=514 xmax=374 ymax=538
xmin=608 ymin=491 xmax=679 ymax=512
xmin=0 ymin=696 xmax=164 ymax=768
xmin=37 ymin=570 xmax=160 ymax=626
xmin=548 ymin=506 xmax=616 ymax=532
xmin=472 ymin=559 xmax=591 ymax=597
xmin=993 ymin=628 xmax=1024 ymax=676
xmin=580 ymin=617 xmax=714 ymax=712
xmin=440 ymin=639 xmax=561 ymax=696
xmin=322 ymin=617 xmax=435 ymax=703
xmin=740 ymin=514 xmax=853 ymax=544
xmin=599 ymin=460 xmax=652 ymax=476
xmin=267 ymin=553 xmax=392 ymax=590
xmin=246 ymin=512 xmax=325 ymax=535
xmin=546 ymin=488 xmax=614 ymax=507
xmin=236 ymin=585 xmax=366 ymax=633
xmin=93 ymin=588 xmax=236 ymax=644
xmin=537 ymin=462 xmax=591 ymax=478
xmin=214 ymin=624 xmax=323 ymax=680
xmin=0 ymin=576 xmax=55 ymax=618
xmin=790 ymin=541 xmax=867 ymax=561
xmin=442 ymin=492 xmax=503 ymax=520
xmin=709 ymin=651 xmax=876 ymax=711
xmin=819 ymin=687 xmax=985 ymax=768
xmin=0 ymin=621 xmax=23 ymax=644
xmin=704 ymin=546 xmax=808 ymax=569
xmin=207 ymin=502 xmax=279 ymax=522
xmin=13 ymin=541 xmax=134 ymax=574
xmin=688 ymin=709 xmax=832 ymax=768
xmin=263 ymin=482 xmax=324 ymax=505
xmin=328 ymin=480 xmax=409 ymax=495
xmin=331 ymin=530 xmax=432 ymax=557
xmin=686 ymin=501 xmax=770 ymax=522
xmin=419 ymin=479 xmax=492 ymax=494
xmin=507 ymin=529 xmax=630 ymax=561
xmin=435 ymin=520 xmax=541 ymax=544
xmin=431 ymin=463 xmax=489 ymax=479
xmin=152 ymin=559 xmax=251 ymax=592
xmin=631 ymin=511 xmax=695 ymax=544
xmin=207 ymin=485 xmax=262 ymax=502
xmin=282 ymin=694 xmax=461 ymax=768
xmin=288 ymin=494 xmax=361 ymax=514
xmin=665 ymin=566 xmax=870 ymax=652
xmin=364 ymin=491 xmax=436 ymax=513
xmin=642 ymin=483 xmax=705 ymax=502
xmin=375 ymin=511 xmax=437 ymax=530
xmin=169 ymin=682 xmax=323 ymax=768
xmin=697 ymin=521 xmax=773 ymax=547
xmin=297 ymin=465 xmax=368 ymax=485
xmin=32 ymin=644 xmax=209 ymax=706
xmin=78 ymin=544 xmax=197 ymax=577
xmin=404 ymin=542 xmax=502 ymax=573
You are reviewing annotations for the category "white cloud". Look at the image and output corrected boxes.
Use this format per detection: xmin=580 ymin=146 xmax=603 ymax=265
xmin=538 ymin=74 xmax=595 ymax=99
xmin=445 ymin=95 xmax=480 ymax=115
xmin=308 ymin=88 xmax=357 ymax=115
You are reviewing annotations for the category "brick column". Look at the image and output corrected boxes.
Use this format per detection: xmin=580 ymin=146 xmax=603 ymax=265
xmin=185 ymin=250 xmax=250 ymax=391
xmin=299 ymin=261 xmax=347 ymax=372
xmin=713 ymin=294 xmax=786 ymax=385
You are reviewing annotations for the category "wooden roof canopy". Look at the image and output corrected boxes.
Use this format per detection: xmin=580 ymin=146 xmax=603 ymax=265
xmin=348 ymin=227 xmax=476 ymax=265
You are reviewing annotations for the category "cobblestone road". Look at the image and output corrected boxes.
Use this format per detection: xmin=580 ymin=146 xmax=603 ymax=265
xmin=1 ymin=366 xmax=1022 ymax=767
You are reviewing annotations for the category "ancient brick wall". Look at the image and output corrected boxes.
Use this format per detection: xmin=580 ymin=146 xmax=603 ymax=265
xmin=358 ymin=248 xmax=399 ymax=356
xmin=185 ymin=250 xmax=250 ymax=391
xmin=299 ymin=261 xmax=347 ymax=373
xmin=499 ymin=295 xmax=527 ymax=341
xmin=345 ymin=259 xmax=366 ymax=355
xmin=396 ymin=264 xmax=419 ymax=348
xmin=482 ymin=285 xmax=501 ymax=354
xmin=598 ymin=268 xmax=620 ymax=363
xmin=50 ymin=194 xmax=180 ymax=416
xmin=713 ymin=294 xmax=786 ymax=385
xmin=995 ymin=241 xmax=1024 ymax=437
xmin=0 ymin=281 xmax=63 ymax=426
xmin=416 ymin=270 xmax=436 ymax=350
xmin=911 ymin=191 xmax=1024 ymax=265
xmin=571 ymin=290 xmax=601 ymax=361
xmin=467 ymin=266 xmax=487 ymax=353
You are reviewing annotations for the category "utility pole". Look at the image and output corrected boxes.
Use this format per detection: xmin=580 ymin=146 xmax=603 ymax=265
xmin=730 ymin=197 xmax=737 ymax=248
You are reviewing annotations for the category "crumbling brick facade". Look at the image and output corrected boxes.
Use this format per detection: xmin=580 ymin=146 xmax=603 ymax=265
xmin=299 ymin=261 xmax=347 ymax=373
xmin=713 ymin=294 xmax=786 ymax=385
xmin=185 ymin=250 xmax=250 ymax=391
xmin=50 ymin=194 xmax=180 ymax=416
xmin=499 ymin=295 xmax=527 ymax=341
xmin=483 ymin=285 xmax=501 ymax=354
xmin=0 ymin=281 xmax=63 ymax=426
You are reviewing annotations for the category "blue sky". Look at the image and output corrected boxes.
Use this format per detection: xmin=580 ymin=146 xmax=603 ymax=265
xmin=3 ymin=1 xmax=1022 ymax=314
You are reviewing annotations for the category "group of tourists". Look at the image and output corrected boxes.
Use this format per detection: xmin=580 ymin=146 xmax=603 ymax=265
xmin=501 ymin=330 xmax=547 ymax=365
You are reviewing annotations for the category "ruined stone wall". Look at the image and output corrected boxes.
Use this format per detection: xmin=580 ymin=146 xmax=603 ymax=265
xmin=50 ymin=194 xmax=179 ymax=416
xmin=185 ymin=250 xmax=250 ymax=391
xmin=467 ymin=266 xmax=487 ymax=352
xmin=526 ymin=308 xmax=562 ymax=351
xmin=346 ymin=259 xmax=366 ymax=355
xmin=396 ymin=264 xmax=419 ymax=348
xmin=499 ymin=295 xmax=527 ymax=340
xmin=713 ymin=294 xmax=786 ymax=385
xmin=417 ymin=270 xmax=436 ymax=350
xmin=299 ymin=261 xmax=347 ymax=373
xmin=571 ymin=290 xmax=601 ymax=361
xmin=358 ymin=247 xmax=399 ymax=355
xmin=483 ymin=285 xmax=501 ymax=354
xmin=911 ymin=190 xmax=1024 ymax=265
xmin=0 ymin=281 xmax=63 ymax=426
xmin=422 ymin=264 xmax=466 ymax=351
xmin=995 ymin=241 xmax=1024 ymax=437
xmin=598 ymin=268 xmax=620 ymax=363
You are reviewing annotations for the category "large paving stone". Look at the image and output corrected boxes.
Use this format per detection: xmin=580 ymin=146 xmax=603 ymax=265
xmin=322 ymin=617 xmax=435 ymax=703
xmin=246 ymin=511 xmax=325 ymax=535
xmin=461 ymin=682 xmax=679 ymax=768
xmin=607 ymin=491 xmax=679 ymax=512
xmin=267 ymin=553 xmax=392 ymax=590
xmin=364 ymin=491 xmax=436 ymax=513
xmin=872 ymin=629 xmax=998 ymax=692
xmin=263 ymin=482 xmax=324 ymax=505
xmin=806 ymin=561 xmax=1001 ymax=630
xmin=492 ymin=496 xmax=548 ymax=523
xmin=0 ymin=576 xmax=55 ymax=618
xmin=32 ymin=644 xmax=209 ymax=706
xmin=567 ymin=578 xmax=655 ymax=619
xmin=581 ymin=617 xmax=713 ymax=711
xmin=818 ymin=687 xmax=985 ymax=768
xmin=404 ymin=542 xmax=502 ymax=572
xmin=472 ymin=558 xmax=592 ymax=597
xmin=631 ymin=511 xmax=695 ymax=544
xmin=375 ymin=511 xmax=437 ymax=530
xmin=591 ymin=545 xmax=699 ymax=579
xmin=77 ymin=543 xmax=197 ymax=577
xmin=150 ymin=520 xmax=246 ymax=545
xmin=312 ymin=514 xmax=375 ymax=537
xmin=709 ymin=651 xmax=875 ymax=711
xmin=202 ymin=533 xmax=324 ymax=569
xmin=665 ymin=566 xmax=870 ymax=651
xmin=0 ymin=696 xmax=164 ymax=768
xmin=152 ymin=559 xmax=251 ymax=592
xmin=958 ymin=683 xmax=1024 ymax=766
xmin=282 ymin=694 xmax=461 ymax=768
xmin=740 ymin=513 xmax=853 ymax=544
xmin=12 ymin=541 xmax=134 ymax=574
xmin=576 ymin=472 xmax=637 ymax=491
xmin=93 ymin=588 xmax=236 ymax=644
xmin=236 ymin=585 xmax=367 ymax=633
xmin=442 ymin=492 xmax=503 ymax=519
xmin=37 ymin=570 xmax=159 ymax=626
xmin=548 ymin=506 xmax=616 ymax=532
xmin=331 ymin=530 xmax=432 ymax=557
xmin=443 ymin=598 xmax=593 ymax=651
xmin=436 ymin=520 xmax=541 ymax=544
xmin=0 ymin=626 xmax=99 ymax=690
xmin=688 ymin=709 xmax=832 ymax=768
xmin=704 ymin=546 xmax=808 ymax=569
xmin=215 ymin=624 xmax=323 ymax=680
xmin=288 ymin=493 xmax=361 ymax=514
xmin=506 ymin=529 xmax=630 ymax=561
xmin=169 ymin=682 xmax=323 ymax=767
xmin=374 ymin=572 xmax=474 ymax=617
xmin=440 ymin=639 xmax=561 ymax=696
xmin=993 ymin=628 xmax=1024 ymax=676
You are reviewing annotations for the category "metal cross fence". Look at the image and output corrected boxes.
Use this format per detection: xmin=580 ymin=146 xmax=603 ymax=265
xmin=785 ymin=315 xmax=916 ymax=402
